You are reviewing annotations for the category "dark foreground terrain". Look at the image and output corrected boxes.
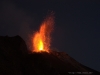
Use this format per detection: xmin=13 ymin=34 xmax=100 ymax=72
xmin=0 ymin=36 xmax=99 ymax=75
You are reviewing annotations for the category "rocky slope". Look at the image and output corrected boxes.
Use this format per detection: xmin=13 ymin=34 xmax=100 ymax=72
xmin=0 ymin=36 xmax=99 ymax=75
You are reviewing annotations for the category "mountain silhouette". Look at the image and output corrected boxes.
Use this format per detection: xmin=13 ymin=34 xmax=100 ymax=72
xmin=0 ymin=35 xmax=99 ymax=75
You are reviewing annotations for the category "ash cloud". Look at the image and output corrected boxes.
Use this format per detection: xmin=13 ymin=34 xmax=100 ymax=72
xmin=0 ymin=0 xmax=34 ymax=49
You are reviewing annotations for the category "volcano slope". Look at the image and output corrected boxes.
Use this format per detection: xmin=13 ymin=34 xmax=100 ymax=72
xmin=0 ymin=36 xmax=99 ymax=75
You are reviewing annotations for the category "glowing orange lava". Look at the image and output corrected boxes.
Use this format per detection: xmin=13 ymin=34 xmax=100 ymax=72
xmin=32 ymin=14 xmax=54 ymax=53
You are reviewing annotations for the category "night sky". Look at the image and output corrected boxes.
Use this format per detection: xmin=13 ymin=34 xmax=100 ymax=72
xmin=0 ymin=0 xmax=100 ymax=71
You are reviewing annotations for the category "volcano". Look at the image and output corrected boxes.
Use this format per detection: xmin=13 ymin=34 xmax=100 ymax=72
xmin=0 ymin=35 xmax=99 ymax=75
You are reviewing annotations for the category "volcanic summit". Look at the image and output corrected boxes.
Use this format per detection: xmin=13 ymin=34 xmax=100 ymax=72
xmin=0 ymin=14 xmax=100 ymax=75
xmin=0 ymin=35 xmax=99 ymax=75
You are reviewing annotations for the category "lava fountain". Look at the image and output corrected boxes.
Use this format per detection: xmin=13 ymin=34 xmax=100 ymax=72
xmin=32 ymin=14 xmax=54 ymax=53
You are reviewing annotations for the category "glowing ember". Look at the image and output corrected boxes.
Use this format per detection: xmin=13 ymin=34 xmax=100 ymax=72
xmin=32 ymin=14 xmax=54 ymax=53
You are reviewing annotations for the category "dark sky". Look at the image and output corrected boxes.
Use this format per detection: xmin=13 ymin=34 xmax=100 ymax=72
xmin=0 ymin=0 xmax=100 ymax=71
